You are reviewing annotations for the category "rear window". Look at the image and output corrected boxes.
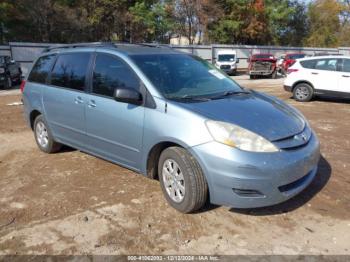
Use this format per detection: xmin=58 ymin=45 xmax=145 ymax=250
xmin=50 ymin=53 xmax=90 ymax=91
xmin=300 ymin=60 xmax=317 ymax=69
xmin=28 ymin=55 xmax=56 ymax=84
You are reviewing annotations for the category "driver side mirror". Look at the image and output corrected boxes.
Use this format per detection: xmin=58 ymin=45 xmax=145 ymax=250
xmin=114 ymin=88 xmax=143 ymax=105
xmin=236 ymin=58 xmax=240 ymax=64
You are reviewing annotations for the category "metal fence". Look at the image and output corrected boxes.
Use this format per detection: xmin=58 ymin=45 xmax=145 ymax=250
xmin=2 ymin=42 xmax=350 ymax=77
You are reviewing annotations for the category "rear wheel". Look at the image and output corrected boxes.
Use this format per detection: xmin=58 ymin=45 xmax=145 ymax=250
xmin=293 ymin=83 xmax=313 ymax=102
xmin=34 ymin=115 xmax=62 ymax=153
xmin=158 ymin=147 xmax=208 ymax=213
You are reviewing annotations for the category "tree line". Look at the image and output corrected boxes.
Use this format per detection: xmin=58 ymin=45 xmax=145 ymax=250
xmin=0 ymin=0 xmax=349 ymax=47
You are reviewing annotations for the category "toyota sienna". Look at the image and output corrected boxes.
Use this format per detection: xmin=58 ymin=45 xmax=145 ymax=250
xmin=22 ymin=43 xmax=320 ymax=213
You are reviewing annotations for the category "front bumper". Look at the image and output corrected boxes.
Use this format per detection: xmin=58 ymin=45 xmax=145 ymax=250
xmin=249 ymin=70 xmax=274 ymax=76
xmin=190 ymin=131 xmax=320 ymax=208
xmin=220 ymin=68 xmax=236 ymax=75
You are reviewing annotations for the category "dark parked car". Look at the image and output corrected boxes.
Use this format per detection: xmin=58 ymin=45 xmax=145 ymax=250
xmin=248 ymin=54 xmax=277 ymax=79
xmin=0 ymin=56 xmax=22 ymax=89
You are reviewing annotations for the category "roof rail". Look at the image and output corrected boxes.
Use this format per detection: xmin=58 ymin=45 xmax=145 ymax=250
xmin=42 ymin=42 xmax=171 ymax=53
xmin=138 ymin=43 xmax=171 ymax=49
xmin=43 ymin=42 xmax=118 ymax=53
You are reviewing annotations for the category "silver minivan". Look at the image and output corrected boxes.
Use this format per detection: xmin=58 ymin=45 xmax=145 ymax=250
xmin=22 ymin=43 xmax=320 ymax=213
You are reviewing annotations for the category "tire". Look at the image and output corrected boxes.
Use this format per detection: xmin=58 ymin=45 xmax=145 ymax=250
xmin=4 ymin=76 xmax=12 ymax=89
xmin=293 ymin=83 xmax=314 ymax=102
xmin=158 ymin=147 xmax=208 ymax=213
xmin=249 ymin=75 xmax=255 ymax=80
xmin=271 ymin=70 xmax=277 ymax=79
xmin=33 ymin=115 xmax=62 ymax=153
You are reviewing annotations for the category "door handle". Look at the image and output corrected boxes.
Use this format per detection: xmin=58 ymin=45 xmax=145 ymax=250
xmin=88 ymin=100 xmax=96 ymax=108
xmin=311 ymin=72 xmax=319 ymax=75
xmin=74 ymin=96 xmax=84 ymax=104
xmin=342 ymin=75 xmax=350 ymax=78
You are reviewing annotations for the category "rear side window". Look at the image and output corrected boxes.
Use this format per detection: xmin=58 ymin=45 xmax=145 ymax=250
xmin=314 ymin=59 xmax=338 ymax=71
xmin=300 ymin=60 xmax=316 ymax=69
xmin=341 ymin=59 xmax=350 ymax=73
xmin=51 ymin=53 xmax=90 ymax=91
xmin=92 ymin=53 xmax=140 ymax=97
xmin=28 ymin=55 xmax=56 ymax=84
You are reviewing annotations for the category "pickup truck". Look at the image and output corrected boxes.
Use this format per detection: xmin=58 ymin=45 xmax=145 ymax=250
xmin=248 ymin=54 xmax=277 ymax=79
xmin=0 ymin=56 xmax=22 ymax=89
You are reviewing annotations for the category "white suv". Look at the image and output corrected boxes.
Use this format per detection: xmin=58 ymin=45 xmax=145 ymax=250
xmin=284 ymin=56 xmax=350 ymax=101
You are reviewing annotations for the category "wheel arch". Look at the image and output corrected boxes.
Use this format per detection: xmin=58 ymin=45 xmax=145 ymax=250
xmin=145 ymin=141 xmax=188 ymax=180
xmin=29 ymin=110 xmax=42 ymax=130
xmin=292 ymin=80 xmax=315 ymax=92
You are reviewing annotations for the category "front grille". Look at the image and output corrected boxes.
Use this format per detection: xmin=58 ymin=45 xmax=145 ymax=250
xmin=220 ymin=65 xmax=231 ymax=70
xmin=273 ymin=125 xmax=312 ymax=150
xmin=252 ymin=61 xmax=273 ymax=71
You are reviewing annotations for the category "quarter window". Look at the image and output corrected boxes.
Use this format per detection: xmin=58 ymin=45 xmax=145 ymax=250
xmin=314 ymin=59 xmax=338 ymax=71
xmin=300 ymin=60 xmax=316 ymax=69
xmin=28 ymin=55 xmax=56 ymax=84
xmin=51 ymin=53 xmax=90 ymax=91
xmin=93 ymin=53 xmax=140 ymax=97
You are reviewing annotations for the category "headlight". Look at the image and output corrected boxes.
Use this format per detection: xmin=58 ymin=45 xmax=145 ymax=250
xmin=205 ymin=120 xmax=279 ymax=152
xmin=0 ymin=68 xmax=5 ymax=74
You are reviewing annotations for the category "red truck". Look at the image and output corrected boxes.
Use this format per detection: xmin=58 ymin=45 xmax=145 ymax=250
xmin=248 ymin=54 xmax=277 ymax=79
xmin=280 ymin=53 xmax=306 ymax=75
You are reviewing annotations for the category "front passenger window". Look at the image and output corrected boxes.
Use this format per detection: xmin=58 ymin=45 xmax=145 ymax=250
xmin=93 ymin=54 xmax=140 ymax=97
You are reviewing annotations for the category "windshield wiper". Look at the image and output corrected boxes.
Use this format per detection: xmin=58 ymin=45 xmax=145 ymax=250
xmin=170 ymin=95 xmax=211 ymax=102
xmin=210 ymin=90 xmax=250 ymax=100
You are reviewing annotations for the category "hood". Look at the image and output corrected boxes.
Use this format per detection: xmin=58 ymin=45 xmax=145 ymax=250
xmin=177 ymin=91 xmax=305 ymax=141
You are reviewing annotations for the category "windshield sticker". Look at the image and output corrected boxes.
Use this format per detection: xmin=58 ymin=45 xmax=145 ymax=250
xmin=209 ymin=70 xmax=226 ymax=79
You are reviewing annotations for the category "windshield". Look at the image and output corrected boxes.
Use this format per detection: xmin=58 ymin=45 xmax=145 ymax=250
xmin=218 ymin=54 xmax=235 ymax=62
xmin=253 ymin=54 xmax=274 ymax=59
xmin=131 ymin=54 xmax=243 ymax=100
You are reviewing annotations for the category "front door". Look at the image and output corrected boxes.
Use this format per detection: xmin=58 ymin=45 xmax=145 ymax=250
xmin=85 ymin=53 xmax=145 ymax=171
xmin=337 ymin=58 xmax=350 ymax=96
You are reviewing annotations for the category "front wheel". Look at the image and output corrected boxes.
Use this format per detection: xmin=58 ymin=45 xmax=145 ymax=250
xmin=158 ymin=147 xmax=208 ymax=213
xmin=293 ymin=83 xmax=314 ymax=102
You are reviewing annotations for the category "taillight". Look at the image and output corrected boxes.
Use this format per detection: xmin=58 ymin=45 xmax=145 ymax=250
xmin=20 ymin=80 xmax=26 ymax=93
xmin=287 ymin=69 xmax=299 ymax=74
xmin=289 ymin=60 xmax=296 ymax=67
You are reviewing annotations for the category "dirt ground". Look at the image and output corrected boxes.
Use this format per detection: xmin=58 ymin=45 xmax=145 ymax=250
xmin=0 ymin=75 xmax=349 ymax=255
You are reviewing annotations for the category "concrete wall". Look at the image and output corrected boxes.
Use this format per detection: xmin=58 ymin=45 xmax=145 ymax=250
xmin=3 ymin=42 xmax=350 ymax=77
